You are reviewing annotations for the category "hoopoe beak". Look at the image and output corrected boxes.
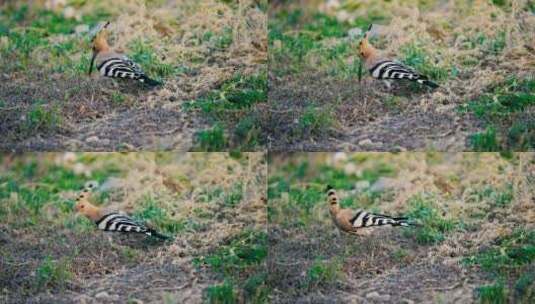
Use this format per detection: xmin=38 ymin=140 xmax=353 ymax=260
xmin=89 ymin=49 xmax=97 ymax=75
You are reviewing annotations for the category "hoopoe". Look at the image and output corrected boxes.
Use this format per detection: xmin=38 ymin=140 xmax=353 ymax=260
xmin=326 ymin=185 xmax=414 ymax=235
xmin=89 ymin=21 xmax=162 ymax=86
xmin=74 ymin=184 xmax=170 ymax=240
xmin=358 ymin=25 xmax=439 ymax=89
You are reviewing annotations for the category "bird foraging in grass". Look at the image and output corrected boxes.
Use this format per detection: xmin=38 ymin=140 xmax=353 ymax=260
xmin=326 ymin=185 xmax=416 ymax=236
xmin=88 ymin=21 xmax=162 ymax=87
xmin=358 ymin=24 xmax=439 ymax=90
xmin=74 ymin=184 xmax=170 ymax=240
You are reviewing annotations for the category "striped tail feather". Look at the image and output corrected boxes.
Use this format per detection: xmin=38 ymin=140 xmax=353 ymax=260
xmin=139 ymin=75 xmax=162 ymax=86
xmin=146 ymin=228 xmax=171 ymax=240
xmin=415 ymin=78 xmax=439 ymax=88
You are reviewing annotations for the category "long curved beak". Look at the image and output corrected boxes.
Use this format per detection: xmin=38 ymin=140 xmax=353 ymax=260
xmin=89 ymin=49 xmax=97 ymax=75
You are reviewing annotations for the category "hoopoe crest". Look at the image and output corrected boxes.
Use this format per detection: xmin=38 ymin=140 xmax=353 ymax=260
xmin=358 ymin=24 xmax=439 ymax=89
xmin=74 ymin=183 xmax=170 ymax=240
xmin=326 ymin=185 xmax=415 ymax=236
xmin=89 ymin=21 xmax=162 ymax=86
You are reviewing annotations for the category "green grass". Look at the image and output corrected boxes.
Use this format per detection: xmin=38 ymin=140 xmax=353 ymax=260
xmin=133 ymin=196 xmax=186 ymax=235
xmin=194 ymin=229 xmax=268 ymax=303
xmin=459 ymin=76 xmax=535 ymax=150
xmin=477 ymin=282 xmax=507 ymax=304
xmin=0 ymin=4 xmax=111 ymax=72
xmin=304 ymin=258 xmax=342 ymax=289
xmin=468 ymin=183 xmax=514 ymax=209
xmin=111 ymin=92 xmax=126 ymax=104
xmin=223 ymin=183 xmax=243 ymax=207
xmin=295 ymin=106 xmax=335 ymax=139
xmin=403 ymin=194 xmax=458 ymax=244
xmin=194 ymin=124 xmax=228 ymax=152
xmin=0 ymin=156 xmax=121 ymax=231
xmin=24 ymin=103 xmax=61 ymax=133
xmin=269 ymin=9 xmax=385 ymax=77
xmin=187 ymin=73 xmax=267 ymax=150
xmin=464 ymin=229 xmax=535 ymax=303
xmin=400 ymin=41 xmax=453 ymax=83
xmin=128 ymin=39 xmax=176 ymax=80
xmin=206 ymin=281 xmax=236 ymax=304
xmin=35 ymin=256 xmax=72 ymax=291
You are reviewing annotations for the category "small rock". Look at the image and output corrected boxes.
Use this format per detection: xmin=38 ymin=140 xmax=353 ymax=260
xmin=85 ymin=136 xmax=99 ymax=143
xmin=169 ymin=96 xmax=177 ymax=102
xmin=0 ymin=36 xmax=8 ymax=48
xmin=344 ymin=163 xmax=357 ymax=175
xmin=370 ymin=177 xmax=397 ymax=192
xmin=100 ymin=177 xmax=123 ymax=191
xmin=75 ymin=24 xmax=89 ymax=34
xmin=95 ymin=291 xmax=109 ymax=299
xmin=355 ymin=180 xmax=370 ymax=191
xmin=333 ymin=152 xmax=348 ymax=163
xmin=63 ymin=6 xmax=78 ymax=20
xmin=402 ymin=299 xmax=415 ymax=304
xmin=73 ymin=163 xmax=88 ymax=176
xmin=358 ymin=139 xmax=373 ymax=147
xmin=347 ymin=27 xmax=363 ymax=40
xmin=366 ymin=291 xmax=391 ymax=301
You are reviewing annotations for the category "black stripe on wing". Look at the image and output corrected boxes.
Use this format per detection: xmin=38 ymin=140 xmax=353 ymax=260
xmin=97 ymin=213 xmax=148 ymax=233
xmin=370 ymin=60 xmax=421 ymax=80
xmin=98 ymin=57 xmax=145 ymax=80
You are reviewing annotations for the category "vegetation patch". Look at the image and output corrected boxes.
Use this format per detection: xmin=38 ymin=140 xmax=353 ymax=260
xmin=464 ymin=229 xmax=535 ymax=303
xmin=403 ymin=194 xmax=458 ymax=244
xmin=188 ymin=73 xmax=267 ymax=151
xmin=459 ymin=77 xmax=535 ymax=151
xmin=194 ymin=229 xmax=268 ymax=303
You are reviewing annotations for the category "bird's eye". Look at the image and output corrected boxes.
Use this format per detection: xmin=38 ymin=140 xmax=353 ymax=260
xmin=75 ymin=198 xmax=79 ymax=202
xmin=80 ymin=194 xmax=84 ymax=198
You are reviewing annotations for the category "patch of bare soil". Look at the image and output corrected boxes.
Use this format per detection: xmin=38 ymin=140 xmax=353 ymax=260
xmin=0 ymin=69 xmax=205 ymax=151
xmin=268 ymin=226 xmax=485 ymax=304
xmin=267 ymin=71 xmax=481 ymax=151
xmin=0 ymin=223 xmax=221 ymax=304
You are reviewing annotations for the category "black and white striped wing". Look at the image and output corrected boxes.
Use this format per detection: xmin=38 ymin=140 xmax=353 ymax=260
xmin=350 ymin=210 xmax=409 ymax=228
xmin=96 ymin=212 xmax=148 ymax=233
xmin=97 ymin=56 xmax=145 ymax=80
xmin=369 ymin=60 xmax=422 ymax=81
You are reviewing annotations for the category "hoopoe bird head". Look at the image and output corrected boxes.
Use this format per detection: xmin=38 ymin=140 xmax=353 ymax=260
xmin=89 ymin=21 xmax=111 ymax=75
xmin=325 ymin=185 xmax=338 ymax=205
xmin=358 ymin=24 xmax=377 ymax=60
xmin=74 ymin=184 xmax=101 ymax=221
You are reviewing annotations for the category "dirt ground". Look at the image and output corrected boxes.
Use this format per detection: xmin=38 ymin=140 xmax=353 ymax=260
xmin=267 ymin=74 xmax=480 ymax=151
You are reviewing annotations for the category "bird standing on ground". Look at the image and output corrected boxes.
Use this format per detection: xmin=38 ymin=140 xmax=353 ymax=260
xmin=74 ymin=184 xmax=170 ymax=240
xmin=326 ymin=185 xmax=414 ymax=235
xmin=89 ymin=21 xmax=162 ymax=86
xmin=358 ymin=25 xmax=439 ymax=89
